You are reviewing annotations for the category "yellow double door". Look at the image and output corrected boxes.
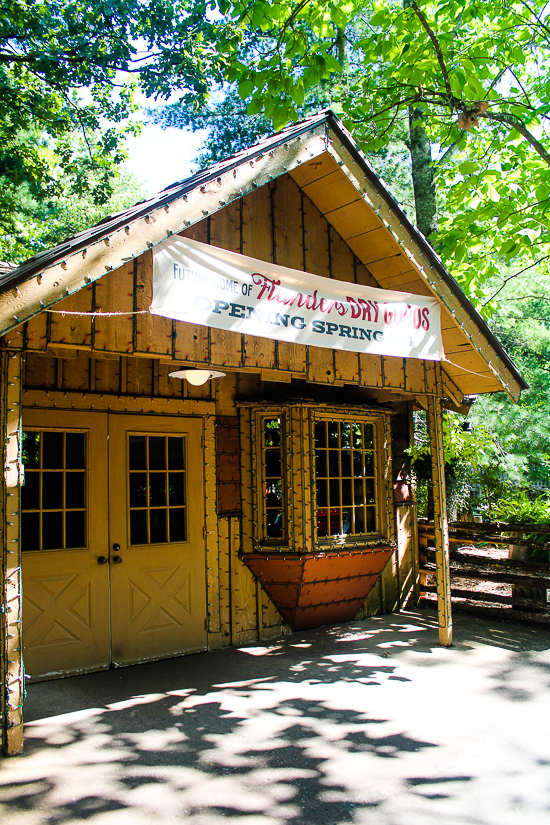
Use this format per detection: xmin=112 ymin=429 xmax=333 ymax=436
xmin=22 ymin=410 xmax=207 ymax=680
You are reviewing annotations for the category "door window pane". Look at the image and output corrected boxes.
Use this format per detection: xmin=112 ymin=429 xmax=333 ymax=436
xmin=22 ymin=429 xmax=87 ymax=551
xmin=128 ymin=434 xmax=187 ymax=545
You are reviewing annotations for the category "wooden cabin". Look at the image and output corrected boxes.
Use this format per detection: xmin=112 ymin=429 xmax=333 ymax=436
xmin=0 ymin=111 xmax=526 ymax=755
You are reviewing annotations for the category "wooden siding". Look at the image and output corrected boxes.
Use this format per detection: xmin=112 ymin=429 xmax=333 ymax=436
xmin=9 ymin=175 xmax=449 ymax=404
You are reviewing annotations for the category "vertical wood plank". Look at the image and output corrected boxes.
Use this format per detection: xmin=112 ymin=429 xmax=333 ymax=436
xmin=302 ymin=167 xmax=333 ymax=389
xmin=209 ymin=204 xmax=243 ymax=369
xmin=242 ymin=185 xmax=277 ymax=369
xmin=355 ymin=260 xmax=379 ymax=288
xmin=307 ymin=347 xmax=334 ymax=384
xmin=359 ymin=353 xmax=383 ymax=388
xmin=62 ymin=352 xmax=91 ymax=392
xmin=239 ymin=408 xmax=254 ymax=553
xmin=135 ymin=251 xmax=172 ymax=356
xmin=126 ymin=358 xmax=153 ymax=396
xmin=427 ymin=395 xmax=452 ymax=646
xmin=24 ymin=313 xmax=48 ymax=351
xmin=273 ymin=175 xmax=307 ymax=373
xmin=383 ymin=356 xmax=405 ymax=391
xmin=230 ymin=517 xmax=258 ymax=644
xmin=49 ymin=286 xmax=93 ymax=347
xmin=94 ymin=264 xmax=134 ymax=353
xmin=404 ymin=358 xmax=426 ymax=395
xmin=95 ymin=356 xmax=121 ymax=395
xmin=1 ymin=350 xmax=23 ymax=755
xmin=218 ymin=518 xmax=231 ymax=646
xmin=259 ymin=588 xmax=284 ymax=640
xmin=204 ymin=413 xmax=222 ymax=650
xmin=23 ymin=354 xmax=56 ymax=389
xmin=303 ymin=194 xmax=330 ymax=278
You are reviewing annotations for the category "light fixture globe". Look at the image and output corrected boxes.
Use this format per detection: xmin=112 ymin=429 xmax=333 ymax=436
xmin=169 ymin=369 xmax=226 ymax=386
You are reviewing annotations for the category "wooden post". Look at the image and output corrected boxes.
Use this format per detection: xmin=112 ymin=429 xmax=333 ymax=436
xmin=1 ymin=349 xmax=24 ymax=755
xmin=426 ymin=396 xmax=453 ymax=646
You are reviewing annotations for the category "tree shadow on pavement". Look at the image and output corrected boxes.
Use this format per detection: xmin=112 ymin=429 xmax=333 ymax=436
xmin=1 ymin=611 xmax=549 ymax=825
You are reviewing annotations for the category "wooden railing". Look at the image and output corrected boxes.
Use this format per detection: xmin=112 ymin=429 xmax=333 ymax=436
xmin=418 ymin=520 xmax=550 ymax=624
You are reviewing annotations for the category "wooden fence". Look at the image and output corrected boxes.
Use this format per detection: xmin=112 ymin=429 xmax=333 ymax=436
xmin=418 ymin=520 xmax=550 ymax=625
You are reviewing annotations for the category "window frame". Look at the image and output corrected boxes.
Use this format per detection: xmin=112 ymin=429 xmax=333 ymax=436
xmin=241 ymin=401 xmax=392 ymax=554
xmin=21 ymin=426 xmax=89 ymax=552
xmin=311 ymin=411 xmax=386 ymax=549
xmin=252 ymin=408 xmax=291 ymax=549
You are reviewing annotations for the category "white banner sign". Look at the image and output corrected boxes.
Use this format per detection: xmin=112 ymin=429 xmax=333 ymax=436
xmin=151 ymin=238 xmax=444 ymax=361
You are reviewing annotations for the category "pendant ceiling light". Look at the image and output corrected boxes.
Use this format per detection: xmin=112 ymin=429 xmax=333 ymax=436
xmin=169 ymin=369 xmax=226 ymax=386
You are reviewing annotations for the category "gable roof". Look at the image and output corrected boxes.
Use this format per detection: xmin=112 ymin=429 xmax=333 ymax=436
xmin=0 ymin=110 xmax=526 ymax=400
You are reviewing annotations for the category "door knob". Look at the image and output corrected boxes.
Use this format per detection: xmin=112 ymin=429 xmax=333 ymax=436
xmin=97 ymin=556 xmax=108 ymax=565
xmin=113 ymin=555 xmax=123 ymax=564
xmin=113 ymin=543 xmax=121 ymax=552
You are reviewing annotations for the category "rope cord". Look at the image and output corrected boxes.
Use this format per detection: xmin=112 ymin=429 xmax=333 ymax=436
xmin=45 ymin=309 xmax=149 ymax=317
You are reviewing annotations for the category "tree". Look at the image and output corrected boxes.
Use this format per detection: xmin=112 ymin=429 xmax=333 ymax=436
xmin=0 ymin=0 xmax=231 ymax=258
xmin=208 ymin=0 xmax=550 ymax=300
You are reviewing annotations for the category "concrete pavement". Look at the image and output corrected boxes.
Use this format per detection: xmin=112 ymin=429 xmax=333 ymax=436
xmin=1 ymin=609 xmax=549 ymax=824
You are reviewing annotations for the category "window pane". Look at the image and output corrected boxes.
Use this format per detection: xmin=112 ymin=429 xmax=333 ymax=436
xmin=22 ymin=472 xmax=39 ymax=510
xmin=341 ymin=423 xmax=351 ymax=448
xmin=266 ymin=478 xmax=283 ymax=506
xmin=130 ymin=474 xmax=147 ymax=507
xmin=329 ymin=480 xmax=340 ymax=506
xmin=365 ymin=507 xmax=376 ymax=532
xmin=22 ymin=513 xmax=40 ymax=552
xmin=315 ymin=450 xmax=327 ymax=477
xmin=265 ymin=451 xmax=281 ymax=478
xmin=264 ymin=419 xmax=281 ymax=447
xmin=129 ymin=435 xmax=147 ymax=470
xmin=130 ymin=510 xmax=148 ymax=545
xmin=365 ymin=479 xmax=375 ymax=504
xmin=66 ymin=473 xmax=85 ymax=509
xmin=149 ymin=436 xmax=166 ymax=470
xmin=314 ymin=422 xmax=326 ymax=448
xmin=168 ymin=473 xmax=185 ymax=506
xmin=353 ymin=478 xmax=364 ymax=503
xmin=364 ymin=453 xmax=374 ymax=476
xmin=42 ymin=511 xmax=63 ymax=550
xmin=352 ymin=424 xmax=363 ymax=449
xmin=23 ymin=431 xmax=40 ymax=468
xmin=66 ymin=511 xmax=85 ymax=548
xmin=42 ymin=432 xmax=63 ymax=469
xmin=342 ymin=479 xmax=352 ymax=505
xmin=363 ymin=424 xmax=374 ymax=449
xmin=354 ymin=507 xmax=365 ymax=533
xmin=65 ymin=433 xmax=86 ymax=469
xmin=316 ymin=479 xmax=327 ymax=507
xmin=149 ymin=474 xmax=166 ymax=507
xmin=266 ymin=510 xmax=283 ymax=538
xmin=168 ymin=437 xmax=185 ymax=470
xmin=342 ymin=508 xmax=352 ymax=533
xmin=150 ymin=509 xmax=167 ymax=543
xmin=328 ymin=450 xmax=339 ymax=476
xmin=353 ymin=451 xmax=363 ymax=476
xmin=340 ymin=449 xmax=352 ymax=476
xmin=42 ymin=472 xmax=63 ymax=510
xmin=328 ymin=421 xmax=339 ymax=447
xmin=169 ymin=508 xmax=186 ymax=542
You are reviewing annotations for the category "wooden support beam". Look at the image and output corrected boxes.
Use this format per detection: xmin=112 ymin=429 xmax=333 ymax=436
xmin=1 ymin=350 xmax=24 ymax=755
xmin=426 ymin=395 xmax=453 ymax=646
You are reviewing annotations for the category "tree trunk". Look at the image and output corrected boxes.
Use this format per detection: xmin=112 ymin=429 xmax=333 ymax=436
xmin=408 ymin=105 xmax=438 ymax=239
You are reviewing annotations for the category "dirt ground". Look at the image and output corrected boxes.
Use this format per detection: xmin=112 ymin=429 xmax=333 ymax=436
xmin=1 ymin=609 xmax=549 ymax=825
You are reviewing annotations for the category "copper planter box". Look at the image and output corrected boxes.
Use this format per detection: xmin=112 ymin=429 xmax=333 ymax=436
xmin=241 ymin=545 xmax=394 ymax=631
